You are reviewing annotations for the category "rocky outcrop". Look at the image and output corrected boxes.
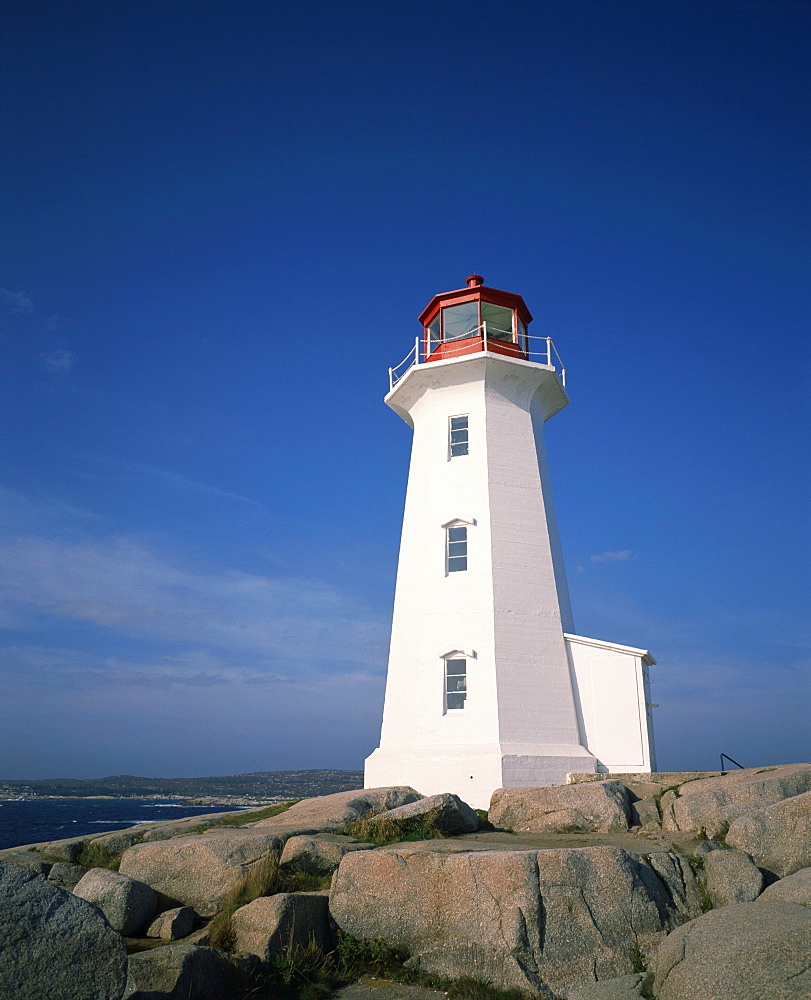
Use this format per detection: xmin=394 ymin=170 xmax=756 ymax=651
xmin=252 ymin=786 xmax=423 ymax=833
xmin=659 ymin=763 xmax=811 ymax=837
xmin=73 ymin=867 xmax=158 ymax=936
xmin=146 ymin=905 xmax=197 ymax=940
xmin=280 ymin=834 xmax=374 ymax=874
xmin=653 ymin=900 xmax=811 ymax=1000
xmin=119 ymin=828 xmax=283 ymax=916
xmin=0 ymin=860 xmax=128 ymax=1000
xmin=124 ymin=942 xmax=234 ymax=1000
xmin=230 ymin=891 xmax=332 ymax=960
xmin=48 ymin=860 xmax=90 ymax=890
xmin=701 ymin=849 xmax=763 ymax=907
xmin=758 ymin=866 xmax=811 ymax=905
xmin=725 ymin=789 xmax=811 ymax=876
xmin=489 ymin=779 xmax=631 ymax=833
xmin=365 ymin=793 xmax=480 ymax=836
xmin=330 ymin=845 xmax=700 ymax=997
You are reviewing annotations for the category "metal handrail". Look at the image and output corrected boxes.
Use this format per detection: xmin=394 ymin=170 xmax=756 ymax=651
xmin=389 ymin=326 xmax=567 ymax=390
xmin=720 ymin=753 xmax=746 ymax=774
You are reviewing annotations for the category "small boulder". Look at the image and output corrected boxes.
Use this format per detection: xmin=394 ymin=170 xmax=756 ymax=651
xmin=42 ymin=834 xmax=90 ymax=862
xmin=124 ymin=942 xmax=234 ymax=1000
xmin=630 ymin=797 xmax=660 ymax=828
xmin=366 ymin=793 xmax=479 ymax=836
xmin=73 ymin=867 xmax=158 ymax=936
xmin=252 ymin=786 xmax=423 ymax=833
xmin=758 ymin=866 xmax=811 ymax=906
xmin=489 ymin=779 xmax=631 ymax=833
xmin=230 ymin=891 xmax=332 ymax=961
xmin=653 ymin=900 xmax=811 ymax=999
xmin=146 ymin=905 xmax=197 ymax=940
xmin=119 ymin=828 xmax=283 ymax=916
xmin=48 ymin=860 xmax=90 ymax=890
xmin=702 ymin=849 xmax=764 ymax=907
xmin=725 ymin=789 xmax=811 ymax=876
xmin=0 ymin=860 xmax=128 ymax=1000
xmin=280 ymin=834 xmax=374 ymax=875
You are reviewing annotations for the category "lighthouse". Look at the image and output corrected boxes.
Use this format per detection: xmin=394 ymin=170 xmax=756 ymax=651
xmin=365 ymin=276 xmax=657 ymax=810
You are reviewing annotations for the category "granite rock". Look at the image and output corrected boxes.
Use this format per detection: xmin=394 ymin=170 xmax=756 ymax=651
xmin=660 ymin=763 xmax=811 ymax=838
xmin=73 ymin=867 xmax=158 ymax=936
xmin=330 ymin=846 xmax=700 ymax=997
xmin=119 ymin=828 xmax=283 ymax=916
xmin=702 ymin=849 xmax=764 ymax=907
xmin=366 ymin=793 xmax=479 ymax=836
xmin=230 ymin=891 xmax=332 ymax=960
xmin=758 ymin=866 xmax=811 ymax=906
xmin=280 ymin=834 xmax=375 ymax=875
xmin=489 ymin=780 xmax=631 ymax=833
xmin=653 ymin=900 xmax=811 ymax=1000
xmin=0 ymin=860 xmax=128 ymax=1000
xmin=124 ymin=942 xmax=234 ymax=1000
xmin=725 ymin=789 xmax=811 ymax=877
xmin=146 ymin=905 xmax=197 ymax=940
xmin=252 ymin=786 xmax=423 ymax=833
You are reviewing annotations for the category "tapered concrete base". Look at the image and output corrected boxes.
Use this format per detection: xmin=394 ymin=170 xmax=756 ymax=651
xmin=364 ymin=743 xmax=597 ymax=811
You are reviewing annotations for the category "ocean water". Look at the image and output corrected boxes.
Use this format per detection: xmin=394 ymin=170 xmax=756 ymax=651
xmin=0 ymin=798 xmax=248 ymax=851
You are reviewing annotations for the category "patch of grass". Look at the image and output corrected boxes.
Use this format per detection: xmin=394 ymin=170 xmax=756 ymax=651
xmin=629 ymin=940 xmax=647 ymax=974
xmin=189 ymin=800 xmax=299 ymax=834
xmin=76 ymin=840 xmax=123 ymax=871
xmin=230 ymin=932 xmax=535 ymax=1000
xmin=699 ymin=889 xmax=714 ymax=913
xmin=475 ymin=809 xmax=496 ymax=832
xmin=207 ymin=852 xmax=331 ymax=951
xmin=340 ymin=807 xmax=449 ymax=846
xmin=640 ymin=972 xmax=656 ymax=999
xmin=714 ymin=820 xmax=730 ymax=844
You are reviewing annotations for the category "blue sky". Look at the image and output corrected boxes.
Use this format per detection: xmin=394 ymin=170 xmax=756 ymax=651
xmin=1 ymin=0 xmax=808 ymax=779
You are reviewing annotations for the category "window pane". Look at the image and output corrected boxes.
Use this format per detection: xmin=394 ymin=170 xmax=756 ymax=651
xmin=450 ymin=442 xmax=469 ymax=456
xmin=448 ymin=556 xmax=467 ymax=572
xmin=427 ymin=317 xmax=440 ymax=354
xmin=448 ymin=527 xmax=467 ymax=543
xmin=448 ymin=542 xmax=466 ymax=558
xmin=446 ymin=659 xmax=466 ymax=674
xmin=442 ymin=302 xmax=479 ymax=341
xmin=482 ymin=302 xmax=514 ymax=342
xmin=447 ymin=675 xmax=467 ymax=692
xmin=450 ymin=416 xmax=467 ymax=430
xmin=450 ymin=430 xmax=467 ymax=443
xmin=446 ymin=692 xmax=466 ymax=709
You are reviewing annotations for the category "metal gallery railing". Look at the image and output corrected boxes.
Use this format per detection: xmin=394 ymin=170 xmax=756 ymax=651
xmin=388 ymin=323 xmax=567 ymax=391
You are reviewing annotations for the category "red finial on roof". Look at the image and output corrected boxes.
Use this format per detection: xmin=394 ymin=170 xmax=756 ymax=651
xmin=466 ymin=274 xmax=484 ymax=288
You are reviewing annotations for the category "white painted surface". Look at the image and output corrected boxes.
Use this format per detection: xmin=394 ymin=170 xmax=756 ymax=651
xmin=565 ymin=633 xmax=657 ymax=773
xmin=365 ymin=349 xmax=656 ymax=810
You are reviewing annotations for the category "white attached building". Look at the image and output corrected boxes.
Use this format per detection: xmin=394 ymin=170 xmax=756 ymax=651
xmin=364 ymin=275 xmax=656 ymax=809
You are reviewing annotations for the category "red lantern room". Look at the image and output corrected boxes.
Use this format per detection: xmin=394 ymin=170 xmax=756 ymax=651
xmin=418 ymin=274 xmax=533 ymax=363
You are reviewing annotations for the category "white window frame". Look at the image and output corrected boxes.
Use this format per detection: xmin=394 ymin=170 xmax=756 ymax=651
xmin=449 ymin=414 xmax=469 ymax=459
xmin=443 ymin=656 xmax=467 ymax=711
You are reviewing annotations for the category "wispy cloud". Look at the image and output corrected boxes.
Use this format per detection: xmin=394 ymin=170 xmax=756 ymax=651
xmin=42 ymin=348 xmax=76 ymax=373
xmin=0 ymin=289 xmax=33 ymax=315
xmin=107 ymin=457 xmax=262 ymax=508
xmin=591 ymin=549 xmax=632 ymax=563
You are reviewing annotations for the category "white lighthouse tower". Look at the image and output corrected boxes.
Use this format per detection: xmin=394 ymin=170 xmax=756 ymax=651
xmin=365 ymin=276 xmax=656 ymax=809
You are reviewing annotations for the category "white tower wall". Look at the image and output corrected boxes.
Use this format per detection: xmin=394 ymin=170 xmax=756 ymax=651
xmin=365 ymin=352 xmax=600 ymax=809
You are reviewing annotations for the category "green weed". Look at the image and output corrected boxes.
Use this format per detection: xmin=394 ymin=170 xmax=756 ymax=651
xmin=207 ymin=851 xmax=331 ymax=951
xmin=76 ymin=841 xmax=123 ymax=871
xmin=188 ymin=800 xmax=299 ymax=835
xmin=340 ymin=807 xmax=449 ymax=846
